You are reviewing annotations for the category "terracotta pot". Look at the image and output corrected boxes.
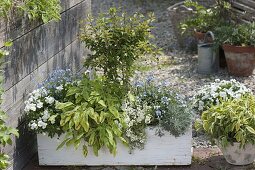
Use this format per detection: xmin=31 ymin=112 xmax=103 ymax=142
xmin=219 ymin=143 xmax=255 ymax=165
xmin=194 ymin=31 xmax=213 ymax=43
xmin=222 ymin=45 xmax=255 ymax=76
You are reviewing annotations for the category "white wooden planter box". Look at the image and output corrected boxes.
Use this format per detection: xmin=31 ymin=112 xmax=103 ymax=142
xmin=37 ymin=128 xmax=192 ymax=166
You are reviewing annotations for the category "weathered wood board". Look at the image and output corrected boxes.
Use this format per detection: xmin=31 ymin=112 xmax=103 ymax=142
xmin=0 ymin=0 xmax=91 ymax=169
xmin=232 ymin=0 xmax=255 ymax=22
xmin=37 ymin=128 xmax=192 ymax=166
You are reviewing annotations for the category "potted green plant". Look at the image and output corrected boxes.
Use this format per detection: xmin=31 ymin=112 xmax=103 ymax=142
xmin=180 ymin=0 xmax=231 ymax=42
xmin=25 ymin=8 xmax=193 ymax=166
xmin=26 ymin=72 xmax=193 ymax=166
xmin=215 ymin=23 xmax=255 ymax=76
xmin=196 ymin=94 xmax=255 ymax=165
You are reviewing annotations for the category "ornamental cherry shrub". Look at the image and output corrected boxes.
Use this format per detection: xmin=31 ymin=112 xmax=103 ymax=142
xmin=193 ymin=79 xmax=252 ymax=112
xmin=80 ymin=8 xmax=160 ymax=97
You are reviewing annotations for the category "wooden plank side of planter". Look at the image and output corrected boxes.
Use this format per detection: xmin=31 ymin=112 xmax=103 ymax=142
xmin=37 ymin=128 xmax=192 ymax=166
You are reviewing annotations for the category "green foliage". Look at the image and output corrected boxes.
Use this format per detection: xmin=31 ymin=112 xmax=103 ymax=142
xmin=56 ymin=74 xmax=127 ymax=157
xmin=0 ymin=0 xmax=13 ymax=18
xmin=0 ymin=41 xmax=12 ymax=58
xmin=180 ymin=0 xmax=231 ymax=34
xmin=0 ymin=153 xmax=10 ymax=170
xmin=196 ymin=94 xmax=255 ymax=148
xmin=0 ymin=111 xmax=19 ymax=170
xmin=0 ymin=0 xmax=61 ymax=23
xmin=21 ymin=0 xmax=61 ymax=23
xmin=215 ymin=22 xmax=255 ymax=47
xmin=0 ymin=42 xmax=19 ymax=170
xmin=80 ymin=7 xmax=159 ymax=95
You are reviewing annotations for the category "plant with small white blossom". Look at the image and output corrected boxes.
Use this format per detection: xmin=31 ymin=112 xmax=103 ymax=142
xmin=193 ymin=79 xmax=252 ymax=113
xmin=25 ymin=87 xmax=63 ymax=137
xmin=122 ymin=98 xmax=152 ymax=150
xmin=25 ymin=69 xmax=78 ymax=137
xmin=132 ymin=75 xmax=192 ymax=137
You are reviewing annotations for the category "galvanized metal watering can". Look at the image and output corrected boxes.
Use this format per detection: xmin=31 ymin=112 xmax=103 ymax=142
xmin=197 ymin=31 xmax=219 ymax=74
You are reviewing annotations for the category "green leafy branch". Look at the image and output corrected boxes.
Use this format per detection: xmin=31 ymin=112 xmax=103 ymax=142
xmin=80 ymin=8 xmax=160 ymax=97
xmin=56 ymin=74 xmax=127 ymax=157
xmin=0 ymin=0 xmax=61 ymax=23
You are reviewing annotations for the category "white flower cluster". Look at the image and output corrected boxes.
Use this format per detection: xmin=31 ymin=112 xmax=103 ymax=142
xmin=25 ymin=87 xmax=56 ymax=131
xmin=24 ymin=87 xmax=55 ymax=112
xmin=122 ymin=102 xmax=152 ymax=145
xmin=193 ymin=79 xmax=251 ymax=111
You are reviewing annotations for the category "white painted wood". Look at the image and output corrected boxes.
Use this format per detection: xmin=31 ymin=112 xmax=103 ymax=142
xmin=37 ymin=128 xmax=192 ymax=166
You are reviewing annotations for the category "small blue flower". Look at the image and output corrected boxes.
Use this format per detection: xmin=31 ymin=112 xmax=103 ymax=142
xmin=161 ymin=96 xmax=169 ymax=104
xmin=161 ymin=80 xmax=170 ymax=87
xmin=41 ymin=69 xmax=78 ymax=91
xmin=143 ymin=92 xmax=147 ymax=97
xmin=146 ymin=75 xmax=154 ymax=84
xmin=155 ymin=109 xmax=162 ymax=118
xmin=134 ymin=81 xmax=144 ymax=88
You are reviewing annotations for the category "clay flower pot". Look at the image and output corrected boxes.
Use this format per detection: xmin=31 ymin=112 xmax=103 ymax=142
xmin=194 ymin=31 xmax=213 ymax=43
xmin=222 ymin=45 xmax=255 ymax=76
xmin=219 ymin=143 xmax=255 ymax=165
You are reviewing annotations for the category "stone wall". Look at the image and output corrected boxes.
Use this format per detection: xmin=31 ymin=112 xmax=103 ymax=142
xmin=0 ymin=0 xmax=91 ymax=169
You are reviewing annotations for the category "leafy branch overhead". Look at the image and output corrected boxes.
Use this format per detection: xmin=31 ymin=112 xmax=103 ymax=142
xmin=0 ymin=0 xmax=61 ymax=23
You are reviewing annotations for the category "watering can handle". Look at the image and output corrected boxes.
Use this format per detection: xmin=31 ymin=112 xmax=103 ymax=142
xmin=204 ymin=31 xmax=215 ymax=43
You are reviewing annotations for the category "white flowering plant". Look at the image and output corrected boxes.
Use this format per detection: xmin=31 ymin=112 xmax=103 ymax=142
xmin=25 ymin=69 xmax=77 ymax=137
xmin=132 ymin=75 xmax=192 ymax=137
xmin=193 ymin=79 xmax=252 ymax=112
xmin=122 ymin=97 xmax=152 ymax=150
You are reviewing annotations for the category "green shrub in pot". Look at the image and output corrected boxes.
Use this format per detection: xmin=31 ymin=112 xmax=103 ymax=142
xmin=214 ymin=22 xmax=255 ymax=76
xmin=180 ymin=0 xmax=231 ymax=38
xmin=196 ymin=94 xmax=255 ymax=165
xmin=215 ymin=23 xmax=255 ymax=47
